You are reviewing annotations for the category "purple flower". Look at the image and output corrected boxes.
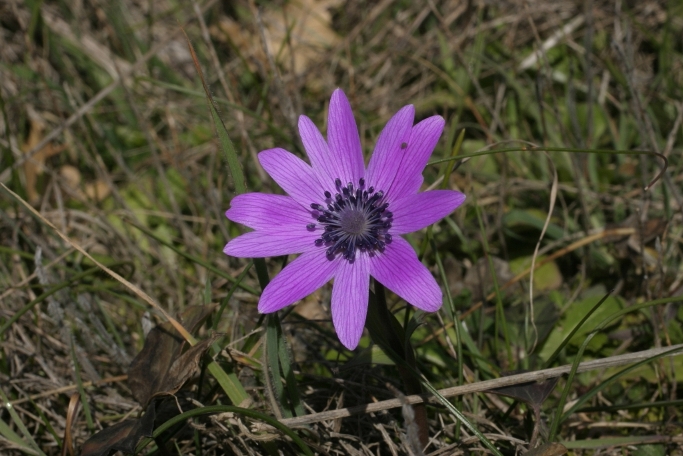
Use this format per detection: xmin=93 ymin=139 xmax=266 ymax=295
xmin=224 ymin=89 xmax=465 ymax=350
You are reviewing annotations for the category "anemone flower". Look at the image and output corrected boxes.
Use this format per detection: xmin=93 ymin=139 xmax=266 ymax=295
xmin=224 ymin=89 xmax=465 ymax=349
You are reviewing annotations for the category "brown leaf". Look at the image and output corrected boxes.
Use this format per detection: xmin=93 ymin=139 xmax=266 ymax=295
xmin=154 ymin=336 xmax=217 ymax=400
xmin=59 ymin=165 xmax=111 ymax=202
xmin=128 ymin=305 xmax=215 ymax=407
xmin=63 ymin=393 xmax=80 ymax=456
xmin=450 ymin=256 xmax=514 ymax=302
xmin=605 ymin=215 xmax=666 ymax=247
xmin=490 ymin=377 xmax=558 ymax=408
xmin=59 ymin=165 xmax=81 ymax=188
xmin=80 ymin=402 xmax=156 ymax=456
xmin=84 ymin=179 xmax=111 ymax=202
xmin=21 ymin=116 xmax=67 ymax=205
xmin=523 ymin=442 xmax=568 ymax=456
xmin=491 ymin=377 xmax=561 ymax=453
xmin=211 ymin=0 xmax=341 ymax=75
xmin=293 ymin=289 xmax=326 ymax=320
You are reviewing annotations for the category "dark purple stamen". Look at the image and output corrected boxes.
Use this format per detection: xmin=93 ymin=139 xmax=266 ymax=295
xmin=308 ymin=178 xmax=392 ymax=262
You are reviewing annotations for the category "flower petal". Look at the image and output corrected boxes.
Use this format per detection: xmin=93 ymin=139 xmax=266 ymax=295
xmin=369 ymin=236 xmax=442 ymax=312
xmin=224 ymin=229 xmax=317 ymax=258
xmin=331 ymin=254 xmax=370 ymax=350
xmin=226 ymin=193 xmax=315 ymax=230
xmin=389 ymin=190 xmax=466 ymax=235
xmin=327 ymin=89 xmax=365 ymax=184
xmin=259 ymin=148 xmax=326 ymax=208
xmin=388 ymin=116 xmax=445 ymax=199
xmin=365 ymin=105 xmax=415 ymax=193
xmin=258 ymin=250 xmax=339 ymax=313
xmin=299 ymin=115 xmax=338 ymax=189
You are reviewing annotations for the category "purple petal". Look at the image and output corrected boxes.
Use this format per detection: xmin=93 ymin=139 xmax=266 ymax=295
xmin=327 ymin=89 xmax=365 ymax=184
xmin=226 ymin=193 xmax=315 ymax=230
xmin=389 ymin=190 xmax=466 ymax=235
xmin=331 ymin=254 xmax=370 ymax=350
xmin=299 ymin=115 xmax=337 ymax=189
xmin=388 ymin=116 xmax=445 ymax=200
xmin=258 ymin=250 xmax=339 ymax=313
xmin=224 ymin=229 xmax=317 ymax=258
xmin=259 ymin=148 xmax=326 ymax=208
xmin=369 ymin=236 xmax=442 ymax=312
xmin=365 ymin=105 xmax=415 ymax=193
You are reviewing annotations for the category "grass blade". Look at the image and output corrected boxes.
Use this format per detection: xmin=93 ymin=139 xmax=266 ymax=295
xmin=182 ymin=29 xmax=246 ymax=195
xmin=138 ymin=405 xmax=314 ymax=456
xmin=0 ymin=388 xmax=46 ymax=456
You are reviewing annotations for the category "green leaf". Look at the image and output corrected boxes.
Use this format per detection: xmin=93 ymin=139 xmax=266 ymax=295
xmin=205 ymin=85 xmax=245 ymax=195
xmin=205 ymin=362 xmax=250 ymax=407
xmin=264 ymin=314 xmax=287 ymax=418
xmin=540 ymin=288 xmax=619 ymax=364
xmin=509 ymin=255 xmax=563 ymax=292
xmin=345 ymin=345 xmax=396 ymax=369
xmin=277 ymin=319 xmax=305 ymax=417
xmin=0 ymin=416 xmax=41 ymax=455
xmin=504 ymin=209 xmax=565 ymax=240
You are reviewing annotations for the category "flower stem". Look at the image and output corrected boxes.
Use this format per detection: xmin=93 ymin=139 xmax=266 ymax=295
xmin=372 ymin=281 xmax=429 ymax=449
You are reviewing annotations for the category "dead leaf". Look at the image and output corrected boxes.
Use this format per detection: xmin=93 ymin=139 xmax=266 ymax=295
xmin=59 ymin=165 xmax=81 ymax=188
xmin=63 ymin=393 xmax=80 ymax=456
xmin=451 ymin=256 xmax=514 ymax=302
xmin=80 ymin=401 xmax=156 ymax=456
xmin=491 ymin=376 xmax=559 ymax=450
xmin=84 ymin=179 xmax=111 ymax=202
xmin=490 ymin=377 xmax=558 ymax=407
xmin=59 ymin=165 xmax=111 ymax=202
xmin=293 ymin=289 xmax=326 ymax=320
xmin=127 ymin=305 xmax=216 ymax=407
xmin=21 ymin=114 xmax=67 ymax=205
xmin=155 ymin=336 xmax=218 ymax=400
xmin=605 ymin=215 xmax=667 ymax=270
xmin=211 ymin=0 xmax=341 ymax=75
xmin=523 ymin=442 xmax=568 ymax=456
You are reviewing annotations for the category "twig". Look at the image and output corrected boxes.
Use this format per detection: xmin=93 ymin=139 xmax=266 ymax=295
xmin=8 ymin=375 xmax=128 ymax=406
xmin=278 ymin=344 xmax=683 ymax=427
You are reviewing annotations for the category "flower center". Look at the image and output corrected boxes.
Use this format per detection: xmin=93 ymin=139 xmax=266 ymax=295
xmin=339 ymin=209 xmax=367 ymax=235
xmin=308 ymin=178 xmax=392 ymax=262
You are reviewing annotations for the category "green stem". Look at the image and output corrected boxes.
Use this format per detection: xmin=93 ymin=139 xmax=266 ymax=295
xmin=373 ymin=281 xmax=429 ymax=448
xmin=430 ymin=235 xmax=463 ymax=439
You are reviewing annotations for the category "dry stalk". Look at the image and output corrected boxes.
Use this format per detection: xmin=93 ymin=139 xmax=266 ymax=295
xmin=279 ymin=344 xmax=683 ymax=427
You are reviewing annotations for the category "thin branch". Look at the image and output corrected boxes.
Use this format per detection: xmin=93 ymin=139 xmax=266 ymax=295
xmin=277 ymin=344 xmax=683 ymax=427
